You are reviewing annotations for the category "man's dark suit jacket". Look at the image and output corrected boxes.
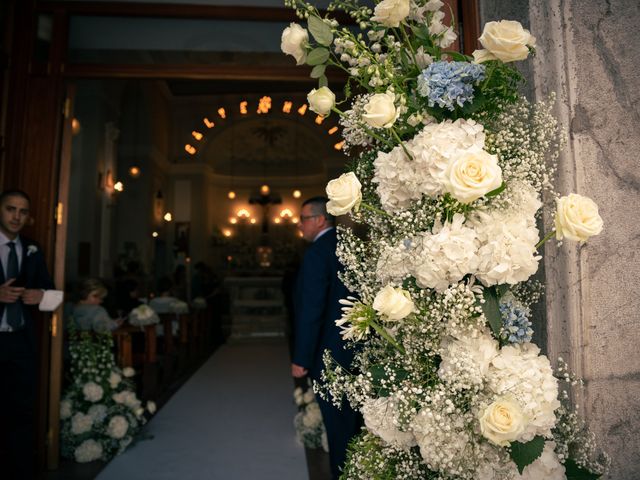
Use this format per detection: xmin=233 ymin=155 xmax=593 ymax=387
xmin=293 ymin=228 xmax=352 ymax=380
xmin=0 ymin=236 xmax=55 ymax=347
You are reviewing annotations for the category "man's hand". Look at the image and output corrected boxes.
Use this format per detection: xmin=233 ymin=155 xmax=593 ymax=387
xmin=0 ymin=279 xmax=25 ymax=303
xmin=291 ymin=363 xmax=308 ymax=378
xmin=21 ymin=289 xmax=44 ymax=305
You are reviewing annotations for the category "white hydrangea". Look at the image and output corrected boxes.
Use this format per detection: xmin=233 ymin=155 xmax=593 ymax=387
xmin=470 ymin=187 xmax=541 ymax=286
xmin=112 ymin=390 xmax=141 ymax=410
xmin=74 ymin=439 xmax=103 ymax=463
xmin=303 ymin=402 xmax=323 ymax=428
xmin=438 ymin=329 xmax=499 ymax=389
xmin=71 ymin=412 xmax=93 ymax=435
xmin=487 ymin=343 xmax=560 ymax=441
xmin=82 ymin=382 xmax=104 ymax=402
xmin=60 ymin=399 xmax=72 ymax=419
xmin=362 ymin=396 xmax=417 ymax=449
xmin=410 ymin=214 xmax=479 ymax=291
xmin=373 ymin=118 xmax=486 ymax=212
xmin=107 ymin=415 xmax=129 ymax=439
xmin=375 ymin=242 xmax=411 ymax=285
xmin=518 ymin=441 xmax=565 ymax=480
xmin=122 ymin=367 xmax=135 ymax=377
xmin=88 ymin=404 xmax=108 ymax=423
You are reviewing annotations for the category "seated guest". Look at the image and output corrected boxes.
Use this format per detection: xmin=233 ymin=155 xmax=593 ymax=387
xmin=148 ymin=277 xmax=180 ymax=314
xmin=72 ymin=278 xmax=123 ymax=333
xmin=115 ymin=278 xmax=143 ymax=314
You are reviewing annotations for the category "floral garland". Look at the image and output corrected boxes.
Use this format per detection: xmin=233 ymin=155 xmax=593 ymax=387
xmin=60 ymin=330 xmax=155 ymax=463
xmin=293 ymin=383 xmax=329 ymax=452
xmin=281 ymin=0 xmax=608 ymax=478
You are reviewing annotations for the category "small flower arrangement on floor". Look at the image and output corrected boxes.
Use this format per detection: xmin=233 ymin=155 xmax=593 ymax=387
xmin=60 ymin=330 xmax=156 ymax=463
xmin=293 ymin=384 xmax=328 ymax=452
xmin=128 ymin=304 xmax=160 ymax=327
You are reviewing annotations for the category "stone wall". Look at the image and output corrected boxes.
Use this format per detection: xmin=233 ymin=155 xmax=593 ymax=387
xmin=480 ymin=1 xmax=640 ymax=477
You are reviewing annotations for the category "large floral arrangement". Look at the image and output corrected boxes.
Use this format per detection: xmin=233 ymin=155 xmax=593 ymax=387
xmin=281 ymin=1 xmax=608 ymax=478
xmin=293 ymin=383 xmax=329 ymax=452
xmin=60 ymin=330 xmax=156 ymax=463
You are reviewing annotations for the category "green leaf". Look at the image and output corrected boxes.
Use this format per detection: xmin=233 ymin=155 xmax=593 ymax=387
xmin=485 ymin=182 xmax=506 ymax=198
xmin=308 ymin=16 xmax=333 ymax=47
xmin=565 ymin=459 xmax=601 ymax=480
xmin=310 ymin=64 xmax=326 ymax=79
xmin=443 ymin=50 xmax=470 ymax=62
xmin=509 ymin=436 xmax=545 ymax=474
xmin=318 ymin=75 xmax=328 ymax=88
xmin=495 ymin=284 xmax=510 ymax=298
xmin=368 ymin=365 xmax=409 ymax=397
xmin=307 ymin=47 xmax=330 ymax=66
xmin=481 ymin=286 xmax=502 ymax=336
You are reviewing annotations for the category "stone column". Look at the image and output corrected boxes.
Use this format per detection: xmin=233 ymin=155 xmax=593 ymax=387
xmin=480 ymin=1 xmax=640 ymax=477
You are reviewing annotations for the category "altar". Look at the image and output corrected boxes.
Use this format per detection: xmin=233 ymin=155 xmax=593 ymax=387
xmin=223 ymin=276 xmax=289 ymax=340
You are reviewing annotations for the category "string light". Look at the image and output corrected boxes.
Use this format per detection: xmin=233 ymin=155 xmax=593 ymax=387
xmin=328 ymin=126 xmax=339 ymax=135
xmin=185 ymin=144 xmax=196 ymax=155
xmin=192 ymin=131 xmax=203 ymax=141
xmin=240 ymin=101 xmax=248 ymax=114
xmin=297 ymin=104 xmax=307 ymax=115
xmin=203 ymin=118 xmax=215 ymax=128
xmin=334 ymin=140 xmax=345 ymax=150
xmin=217 ymin=108 xmax=226 ymax=119
xmin=315 ymin=115 xmax=324 ymax=125
xmin=282 ymin=101 xmax=293 ymax=113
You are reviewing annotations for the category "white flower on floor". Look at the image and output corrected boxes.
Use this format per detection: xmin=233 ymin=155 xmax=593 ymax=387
xmin=60 ymin=399 xmax=72 ymax=419
xmin=74 ymin=439 xmax=103 ymax=463
xmin=108 ymin=371 xmax=122 ymax=388
xmin=88 ymin=404 xmax=108 ymax=423
xmin=518 ymin=441 xmax=566 ymax=480
xmin=82 ymin=382 xmax=104 ymax=402
xmin=107 ymin=415 xmax=129 ymax=439
xmin=71 ymin=413 xmax=93 ymax=435
xmin=362 ymin=396 xmax=416 ymax=449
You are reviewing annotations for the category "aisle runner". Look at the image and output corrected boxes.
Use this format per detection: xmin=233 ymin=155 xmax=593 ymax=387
xmin=97 ymin=340 xmax=307 ymax=480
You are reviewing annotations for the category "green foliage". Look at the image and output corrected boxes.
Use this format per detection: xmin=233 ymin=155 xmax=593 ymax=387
xmin=565 ymin=459 xmax=602 ymax=480
xmin=509 ymin=435 xmax=545 ymax=474
xmin=481 ymin=286 xmax=503 ymax=337
xmin=308 ymin=15 xmax=333 ymax=46
xmin=307 ymin=47 xmax=330 ymax=66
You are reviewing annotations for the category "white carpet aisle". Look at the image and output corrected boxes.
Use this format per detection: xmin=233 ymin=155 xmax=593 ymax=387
xmin=97 ymin=340 xmax=307 ymax=480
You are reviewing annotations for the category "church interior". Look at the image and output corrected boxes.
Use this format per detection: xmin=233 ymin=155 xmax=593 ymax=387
xmin=2 ymin=0 xmax=638 ymax=479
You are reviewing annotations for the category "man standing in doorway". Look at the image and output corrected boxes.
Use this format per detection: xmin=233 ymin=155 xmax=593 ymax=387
xmin=0 ymin=190 xmax=55 ymax=479
xmin=291 ymin=196 xmax=361 ymax=480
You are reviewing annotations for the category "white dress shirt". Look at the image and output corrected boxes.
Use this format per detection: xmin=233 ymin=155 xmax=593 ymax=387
xmin=0 ymin=232 xmax=23 ymax=331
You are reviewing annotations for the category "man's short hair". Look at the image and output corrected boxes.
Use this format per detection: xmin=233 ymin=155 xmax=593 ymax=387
xmin=0 ymin=189 xmax=31 ymax=207
xmin=302 ymin=196 xmax=335 ymax=225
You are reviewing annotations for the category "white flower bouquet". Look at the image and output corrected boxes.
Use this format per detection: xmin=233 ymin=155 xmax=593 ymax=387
xmin=169 ymin=300 xmax=189 ymax=314
xmin=128 ymin=304 xmax=160 ymax=327
xmin=60 ymin=330 xmax=156 ymax=462
xmin=293 ymin=385 xmax=328 ymax=452
xmin=282 ymin=0 xmax=608 ymax=478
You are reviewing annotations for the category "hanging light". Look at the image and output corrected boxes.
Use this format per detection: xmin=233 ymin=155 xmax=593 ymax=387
xmin=71 ymin=118 xmax=81 ymax=135
xmin=293 ymin=189 xmax=302 ymax=199
xmin=250 ymin=218 xmax=257 ymax=224
xmin=229 ymin=217 xmax=238 ymax=224
xmin=129 ymin=166 xmax=141 ymax=178
xmin=260 ymin=184 xmax=270 ymax=196
xmin=152 ymin=231 xmax=159 ymax=238
xmin=227 ymin=191 xmax=236 ymax=200
xmin=164 ymin=212 xmax=173 ymax=222
xmin=114 ymin=181 xmax=124 ymax=192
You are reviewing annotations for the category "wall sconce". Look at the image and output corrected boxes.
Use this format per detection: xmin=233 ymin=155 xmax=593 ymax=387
xmin=260 ymin=185 xmax=270 ymax=196
xmin=164 ymin=212 xmax=173 ymax=222
xmin=114 ymin=181 xmax=124 ymax=192
xmin=280 ymin=208 xmax=293 ymax=218
xmin=129 ymin=166 xmax=141 ymax=178
xmin=71 ymin=118 xmax=81 ymax=136
xmin=237 ymin=209 xmax=250 ymax=218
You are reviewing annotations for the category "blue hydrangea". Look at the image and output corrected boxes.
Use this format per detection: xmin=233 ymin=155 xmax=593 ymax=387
xmin=499 ymin=296 xmax=533 ymax=344
xmin=417 ymin=61 xmax=486 ymax=111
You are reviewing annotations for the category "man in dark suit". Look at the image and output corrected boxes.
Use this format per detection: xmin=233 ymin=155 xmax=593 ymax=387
xmin=291 ymin=196 xmax=361 ymax=480
xmin=0 ymin=189 xmax=55 ymax=479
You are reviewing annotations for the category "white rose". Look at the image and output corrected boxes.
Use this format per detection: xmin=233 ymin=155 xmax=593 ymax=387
xmin=443 ymin=148 xmax=502 ymax=203
xmin=371 ymin=0 xmax=410 ymax=27
xmin=281 ymin=23 xmax=309 ymax=65
xmin=472 ymin=48 xmax=498 ymax=64
xmin=479 ymin=396 xmax=528 ymax=446
xmin=554 ymin=193 xmax=603 ymax=242
xmin=307 ymin=87 xmax=335 ymax=116
xmin=74 ymin=439 xmax=103 ymax=463
xmin=122 ymin=367 xmax=135 ymax=377
xmin=362 ymin=91 xmax=399 ymax=129
xmin=71 ymin=413 xmax=93 ymax=435
xmin=372 ymin=285 xmax=415 ymax=321
xmin=326 ymin=172 xmax=362 ymax=216
xmin=82 ymin=382 xmax=104 ymax=402
xmin=478 ymin=20 xmax=536 ymax=63
xmin=107 ymin=415 xmax=129 ymax=439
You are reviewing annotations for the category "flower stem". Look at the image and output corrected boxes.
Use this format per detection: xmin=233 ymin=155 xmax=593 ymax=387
xmin=536 ymin=230 xmax=556 ymax=249
xmin=360 ymin=124 xmax=395 ymax=148
xmin=360 ymin=202 xmax=390 ymax=217
xmin=370 ymin=319 xmax=405 ymax=354
xmin=390 ymin=128 xmax=414 ymax=160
